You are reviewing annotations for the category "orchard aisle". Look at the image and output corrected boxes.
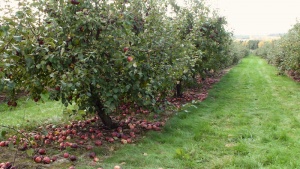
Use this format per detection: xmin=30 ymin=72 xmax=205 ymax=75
xmin=84 ymin=56 xmax=300 ymax=169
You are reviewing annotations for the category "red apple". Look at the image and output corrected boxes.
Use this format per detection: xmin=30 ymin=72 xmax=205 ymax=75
xmin=96 ymin=133 xmax=103 ymax=138
xmin=4 ymin=162 xmax=12 ymax=169
xmin=71 ymin=143 xmax=78 ymax=149
xmin=38 ymin=148 xmax=46 ymax=155
xmin=65 ymin=142 xmax=72 ymax=147
xmin=127 ymin=56 xmax=133 ymax=62
xmin=69 ymin=155 xmax=77 ymax=161
xmin=34 ymin=156 xmax=42 ymax=163
xmin=126 ymin=138 xmax=132 ymax=143
xmin=89 ymin=128 xmax=94 ymax=133
xmin=123 ymin=47 xmax=129 ymax=53
xmin=38 ymin=39 xmax=44 ymax=45
xmin=66 ymin=129 xmax=71 ymax=135
xmin=89 ymin=152 xmax=96 ymax=159
xmin=86 ymin=145 xmax=93 ymax=150
xmin=63 ymin=152 xmax=69 ymax=158
xmin=0 ymin=163 xmax=4 ymax=167
xmin=94 ymin=140 xmax=102 ymax=146
xmin=34 ymin=97 xmax=40 ymax=102
xmin=7 ymin=101 xmax=12 ymax=106
xmin=55 ymin=86 xmax=60 ymax=91
xmin=70 ymin=0 xmax=80 ymax=5
xmin=121 ymin=134 xmax=128 ymax=140
xmin=11 ymin=101 xmax=17 ymax=107
xmin=111 ymin=132 xmax=118 ymax=137
xmin=0 ymin=141 xmax=6 ymax=147
xmin=34 ymin=134 xmax=40 ymax=140
xmin=43 ymin=156 xmax=51 ymax=164
xmin=71 ymin=129 xmax=76 ymax=135
xmin=117 ymin=127 xmax=123 ymax=133
xmin=52 ymin=156 xmax=58 ymax=162
xmin=58 ymin=138 xmax=64 ymax=143
xmin=44 ymin=139 xmax=51 ymax=145
xmin=108 ymin=138 xmax=114 ymax=143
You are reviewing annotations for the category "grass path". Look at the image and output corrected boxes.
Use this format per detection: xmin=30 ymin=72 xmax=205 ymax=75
xmin=87 ymin=56 xmax=300 ymax=169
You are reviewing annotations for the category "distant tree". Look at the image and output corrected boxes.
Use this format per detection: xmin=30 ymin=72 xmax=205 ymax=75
xmin=247 ymin=40 xmax=260 ymax=50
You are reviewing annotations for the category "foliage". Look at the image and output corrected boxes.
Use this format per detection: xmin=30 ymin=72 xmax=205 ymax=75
xmin=227 ymin=41 xmax=249 ymax=66
xmin=256 ymin=22 xmax=300 ymax=74
xmin=247 ymin=40 xmax=260 ymax=50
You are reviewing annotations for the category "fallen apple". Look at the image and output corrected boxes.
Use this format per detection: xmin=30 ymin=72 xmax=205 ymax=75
xmin=43 ymin=156 xmax=51 ymax=164
xmin=38 ymin=148 xmax=46 ymax=155
xmin=34 ymin=156 xmax=42 ymax=163
xmin=70 ymin=155 xmax=77 ymax=161
xmin=89 ymin=152 xmax=96 ymax=159
xmin=63 ymin=152 xmax=70 ymax=158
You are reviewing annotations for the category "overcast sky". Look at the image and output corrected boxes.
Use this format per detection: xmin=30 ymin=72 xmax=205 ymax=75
xmin=2 ymin=0 xmax=300 ymax=36
xmin=205 ymin=0 xmax=300 ymax=35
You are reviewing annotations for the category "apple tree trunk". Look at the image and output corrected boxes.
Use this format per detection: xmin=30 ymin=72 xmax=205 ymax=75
xmin=175 ymin=80 xmax=183 ymax=98
xmin=90 ymin=87 xmax=118 ymax=129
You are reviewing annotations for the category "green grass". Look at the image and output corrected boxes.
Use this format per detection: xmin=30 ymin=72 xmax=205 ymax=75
xmin=77 ymin=55 xmax=300 ymax=169
xmin=0 ymin=94 xmax=65 ymax=129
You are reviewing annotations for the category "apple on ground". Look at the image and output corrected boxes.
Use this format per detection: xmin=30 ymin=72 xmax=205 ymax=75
xmin=70 ymin=155 xmax=77 ymax=161
xmin=38 ymin=148 xmax=46 ymax=155
xmin=114 ymin=165 xmax=122 ymax=169
xmin=94 ymin=140 xmax=102 ymax=146
xmin=34 ymin=156 xmax=43 ymax=163
xmin=89 ymin=152 xmax=96 ymax=159
xmin=63 ymin=152 xmax=70 ymax=158
xmin=43 ymin=156 xmax=51 ymax=164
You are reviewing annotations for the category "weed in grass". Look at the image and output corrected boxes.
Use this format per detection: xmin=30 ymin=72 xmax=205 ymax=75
xmin=233 ymin=143 xmax=249 ymax=156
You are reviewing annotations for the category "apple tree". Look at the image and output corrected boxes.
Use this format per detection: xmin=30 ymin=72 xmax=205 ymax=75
xmin=0 ymin=0 xmax=237 ymax=129
xmin=0 ymin=0 xmax=194 ymax=128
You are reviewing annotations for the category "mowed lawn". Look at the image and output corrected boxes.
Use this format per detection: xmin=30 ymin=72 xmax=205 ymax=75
xmin=85 ymin=56 xmax=300 ymax=169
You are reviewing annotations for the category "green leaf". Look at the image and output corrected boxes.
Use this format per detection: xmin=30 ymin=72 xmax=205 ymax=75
xmin=60 ymin=47 xmax=65 ymax=56
xmin=1 ymin=130 xmax=7 ymax=138
xmin=26 ymin=149 xmax=34 ymax=156
xmin=8 ymin=142 xmax=16 ymax=151
xmin=13 ymin=36 xmax=23 ymax=42
xmin=78 ymin=110 xmax=86 ymax=116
